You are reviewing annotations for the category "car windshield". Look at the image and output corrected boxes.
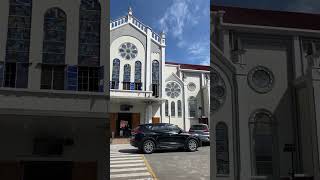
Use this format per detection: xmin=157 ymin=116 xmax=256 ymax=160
xmin=151 ymin=124 xmax=167 ymax=131
xmin=190 ymin=125 xmax=207 ymax=130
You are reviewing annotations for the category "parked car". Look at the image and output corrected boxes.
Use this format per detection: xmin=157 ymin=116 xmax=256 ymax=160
xmin=189 ymin=124 xmax=210 ymax=145
xmin=130 ymin=123 xmax=201 ymax=154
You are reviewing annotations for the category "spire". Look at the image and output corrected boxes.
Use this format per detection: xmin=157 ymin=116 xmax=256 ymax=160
xmin=128 ymin=6 xmax=133 ymax=16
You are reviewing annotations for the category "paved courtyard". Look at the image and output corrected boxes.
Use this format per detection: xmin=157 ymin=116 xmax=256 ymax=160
xmin=110 ymin=144 xmax=210 ymax=180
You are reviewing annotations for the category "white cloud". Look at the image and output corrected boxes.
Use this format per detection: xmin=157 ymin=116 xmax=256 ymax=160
xmin=158 ymin=0 xmax=202 ymax=39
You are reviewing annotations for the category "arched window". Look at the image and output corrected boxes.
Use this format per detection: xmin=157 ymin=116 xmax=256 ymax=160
xmin=111 ymin=59 xmax=120 ymax=89
xmin=134 ymin=61 xmax=142 ymax=90
xmin=249 ymin=110 xmax=275 ymax=176
xmin=123 ymin=64 xmax=131 ymax=90
xmin=4 ymin=0 xmax=33 ymax=88
xmin=177 ymin=100 xmax=182 ymax=117
xmin=188 ymin=96 xmax=197 ymax=117
xmin=216 ymin=122 xmax=229 ymax=175
xmin=165 ymin=100 xmax=169 ymax=116
xmin=171 ymin=101 xmax=175 ymax=117
xmin=40 ymin=8 xmax=67 ymax=90
xmin=77 ymin=0 xmax=101 ymax=92
xmin=78 ymin=0 xmax=101 ymax=66
xmin=152 ymin=60 xmax=160 ymax=97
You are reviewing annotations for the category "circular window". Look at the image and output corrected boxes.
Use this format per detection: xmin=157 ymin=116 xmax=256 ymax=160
xmin=211 ymin=68 xmax=226 ymax=113
xmin=248 ymin=66 xmax=274 ymax=94
xmin=187 ymin=82 xmax=196 ymax=92
xmin=165 ymin=82 xmax=181 ymax=98
xmin=119 ymin=42 xmax=138 ymax=60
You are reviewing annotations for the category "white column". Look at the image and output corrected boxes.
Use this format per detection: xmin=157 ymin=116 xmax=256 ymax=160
xmin=145 ymin=103 xmax=153 ymax=123
xmin=160 ymin=33 xmax=166 ymax=122
xmin=145 ymin=28 xmax=152 ymax=92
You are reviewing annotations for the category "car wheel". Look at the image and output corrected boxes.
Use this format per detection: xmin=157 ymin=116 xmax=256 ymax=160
xmin=186 ymin=139 xmax=198 ymax=152
xmin=142 ymin=140 xmax=155 ymax=154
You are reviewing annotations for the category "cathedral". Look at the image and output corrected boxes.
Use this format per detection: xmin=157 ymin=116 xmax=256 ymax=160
xmin=109 ymin=8 xmax=210 ymax=136
xmin=211 ymin=5 xmax=320 ymax=180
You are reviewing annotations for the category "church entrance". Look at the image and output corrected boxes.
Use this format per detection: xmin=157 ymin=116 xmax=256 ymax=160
xmin=110 ymin=113 xmax=140 ymax=138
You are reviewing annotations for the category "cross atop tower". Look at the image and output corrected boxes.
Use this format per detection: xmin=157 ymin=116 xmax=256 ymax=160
xmin=128 ymin=6 xmax=133 ymax=16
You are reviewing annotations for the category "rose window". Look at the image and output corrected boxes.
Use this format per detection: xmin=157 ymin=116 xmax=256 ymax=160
xmin=211 ymin=68 xmax=226 ymax=113
xmin=119 ymin=42 xmax=138 ymax=60
xmin=248 ymin=66 xmax=274 ymax=94
xmin=165 ymin=82 xmax=181 ymax=98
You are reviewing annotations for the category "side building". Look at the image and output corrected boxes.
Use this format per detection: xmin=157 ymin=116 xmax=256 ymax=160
xmin=0 ymin=0 xmax=109 ymax=179
xmin=211 ymin=5 xmax=320 ymax=180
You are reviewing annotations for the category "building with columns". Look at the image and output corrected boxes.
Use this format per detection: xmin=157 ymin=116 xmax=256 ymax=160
xmin=211 ymin=5 xmax=320 ymax=180
xmin=109 ymin=8 xmax=210 ymax=136
xmin=0 ymin=0 xmax=109 ymax=179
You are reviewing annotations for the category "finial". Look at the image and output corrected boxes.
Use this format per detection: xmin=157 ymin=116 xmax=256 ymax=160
xmin=160 ymin=31 xmax=166 ymax=38
xmin=128 ymin=7 xmax=133 ymax=16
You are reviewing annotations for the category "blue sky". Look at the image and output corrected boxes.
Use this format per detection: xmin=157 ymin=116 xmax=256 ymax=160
xmin=212 ymin=0 xmax=320 ymax=13
xmin=111 ymin=0 xmax=210 ymax=65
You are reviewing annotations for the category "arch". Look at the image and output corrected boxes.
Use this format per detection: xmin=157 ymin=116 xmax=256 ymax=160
xmin=215 ymin=122 xmax=229 ymax=175
xmin=177 ymin=100 xmax=182 ymax=117
xmin=171 ymin=101 xmax=175 ymax=117
xmin=188 ymin=96 xmax=197 ymax=117
xmin=78 ymin=0 xmax=101 ymax=66
xmin=42 ymin=7 xmax=67 ymax=64
xmin=249 ymin=109 xmax=276 ymax=176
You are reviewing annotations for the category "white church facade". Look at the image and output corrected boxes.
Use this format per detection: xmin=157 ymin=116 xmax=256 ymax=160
xmin=109 ymin=8 xmax=210 ymax=136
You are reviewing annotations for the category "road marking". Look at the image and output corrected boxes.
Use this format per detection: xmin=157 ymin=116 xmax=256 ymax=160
xmin=110 ymin=148 xmax=154 ymax=179
xmin=110 ymin=163 xmax=145 ymax=168
xmin=110 ymin=159 xmax=144 ymax=164
xmin=110 ymin=172 xmax=151 ymax=178
xmin=142 ymin=155 xmax=158 ymax=180
xmin=111 ymin=157 xmax=142 ymax=161
xmin=110 ymin=167 xmax=147 ymax=173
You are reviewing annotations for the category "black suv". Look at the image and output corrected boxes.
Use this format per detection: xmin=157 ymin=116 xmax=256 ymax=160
xmin=130 ymin=123 xmax=201 ymax=154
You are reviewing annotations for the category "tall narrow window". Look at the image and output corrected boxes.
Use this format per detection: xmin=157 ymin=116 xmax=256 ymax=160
xmin=216 ymin=122 xmax=229 ymax=175
xmin=171 ymin=101 xmax=175 ymax=117
xmin=111 ymin=59 xmax=120 ymax=89
xmin=152 ymin=60 xmax=159 ymax=97
xmin=177 ymin=100 xmax=182 ymax=117
xmin=134 ymin=61 xmax=142 ymax=90
xmin=78 ymin=0 xmax=101 ymax=66
xmin=123 ymin=64 xmax=131 ymax=90
xmin=188 ymin=96 xmax=197 ymax=117
xmin=165 ymin=100 xmax=169 ymax=116
xmin=41 ymin=8 xmax=66 ymax=90
xmin=4 ymin=0 xmax=33 ymax=88
xmin=249 ymin=110 xmax=275 ymax=176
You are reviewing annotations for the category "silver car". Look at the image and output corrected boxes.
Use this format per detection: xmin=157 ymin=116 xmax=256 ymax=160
xmin=189 ymin=124 xmax=210 ymax=145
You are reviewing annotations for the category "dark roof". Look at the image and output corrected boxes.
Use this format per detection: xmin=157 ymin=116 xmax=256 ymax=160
xmin=166 ymin=62 xmax=210 ymax=71
xmin=211 ymin=5 xmax=320 ymax=31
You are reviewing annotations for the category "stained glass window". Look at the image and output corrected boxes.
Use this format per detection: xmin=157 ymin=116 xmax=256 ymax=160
xmin=178 ymin=100 xmax=182 ymax=117
xmin=216 ymin=123 xmax=229 ymax=175
xmin=250 ymin=110 xmax=274 ymax=176
xmin=119 ymin=42 xmax=138 ymax=60
xmin=78 ymin=0 xmax=101 ymax=66
xmin=165 ymin=82 xmax=181 ymax=98
xmin=4 ymin=0 xmax=32 ymax=88
xmin=165 ymin=100 xmax=169 ymax=116
xmin=123 ymin=64 xmax=131 ymax=82
xmin=171 ymin=101 xmax=175 ymax=117
xmin=111 ymin=59 xmax=120 ymax=89
xmin=189 ymin=96 xmax=197 ymax=117
xmin=42 ymin=8 xmax=66 ymax=64
xmin=152 ymin=60 xmax=159 ymax=84
xmin=134 ymin=61 xmax=141 ymax=82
